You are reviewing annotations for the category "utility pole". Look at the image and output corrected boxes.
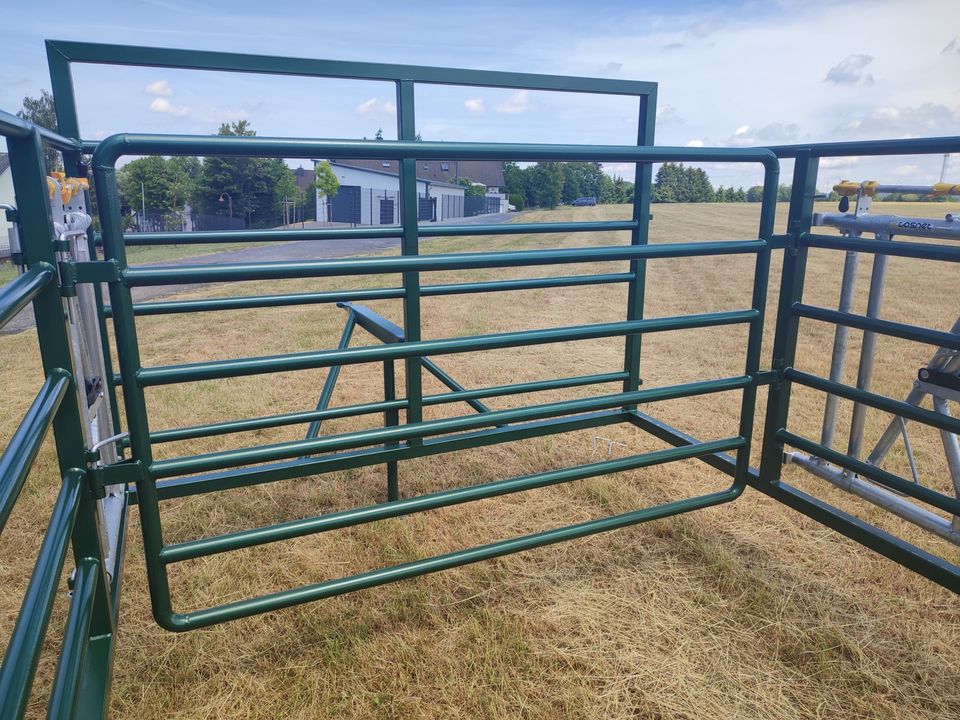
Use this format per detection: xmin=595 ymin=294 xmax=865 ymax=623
xmin=940 ymin=154 xmax=951 ymax=183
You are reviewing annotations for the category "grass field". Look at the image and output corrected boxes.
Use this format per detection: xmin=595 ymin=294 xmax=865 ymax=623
xmin=1 ymin=201 xmax=958 ymax=719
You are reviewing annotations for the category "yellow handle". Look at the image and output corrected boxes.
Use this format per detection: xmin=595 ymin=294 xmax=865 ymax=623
xmin=833 ymin=180 xmax=879 ymax=197
xmin=932 ymin=182 xmax=960 ymax=197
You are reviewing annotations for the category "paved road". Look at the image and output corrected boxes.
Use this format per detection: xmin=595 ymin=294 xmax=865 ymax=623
xmin=3 ymin=213 xmax=520 ymax=334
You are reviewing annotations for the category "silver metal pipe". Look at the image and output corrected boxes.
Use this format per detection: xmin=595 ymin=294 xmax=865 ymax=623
xmin=820 ymin=246 xmax=860 ymax=449
xmin=847 ymin=234 xmax=891 ymax=461
xmin=931 ymin=396 xmax=960 ymax=531
xmin=787 ymin=451 xmax=960 ymax=545
xmin=813 ymin=211 xmax=960 ymax=241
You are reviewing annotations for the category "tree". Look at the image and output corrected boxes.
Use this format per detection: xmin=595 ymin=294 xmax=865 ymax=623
xmin=561 ymin=162 xmax=604 ymax=203
xmin=455 ymin=177 xmax=486 ymax=196
xmin=652 ymin=162 xmax=715 ymax=203
xmin=117 ymin=155 xmax=200 ymax=229
xmin=17 ymin=90 xmax=61 ymax=172
xmin=527 ymin=162 xmax=564 ymax=208
xmin=374 ymin=127 xmax=384 ymax=140
xmin=195 ymin=121 xmax=299 ymax=228
xmin=502 ymin=162 xmax=527 ymax=198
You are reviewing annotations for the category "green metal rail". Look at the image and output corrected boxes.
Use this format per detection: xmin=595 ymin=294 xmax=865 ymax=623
xmin=0 ymin=38 xmax=957 ymax=719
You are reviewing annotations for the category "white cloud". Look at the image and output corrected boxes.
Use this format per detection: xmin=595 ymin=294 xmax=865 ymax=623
xmin=356 ymin=97 xmax=396 ymax=116
xmin=943 ymin=37 xmax=960 ymax=54
xmin=149 ymin=97 xmax=191 ymax=117
xmin=823 ymin=54 xmax=875 ymax=86
xmin=725 ymin=122 xmax=800 ymax=146
xmin=685 ymin=139 xmax=704 ymax=147
xmin=497 ymin=90 xmax=532 ymax=114
xmin=656 ymin=103 xmax=682 ymax=125
xmin=837 ymin=103 xmax=960 ymax=137
xmin=145 ymin=79 xmax=173 ymax=97
xmin=464 ymin=98 xmax=485 ymax=113
xmin=819 ymin=156 xmax=862 ymax=170
xmin=605 ymin=61 xmax=623 ymax=73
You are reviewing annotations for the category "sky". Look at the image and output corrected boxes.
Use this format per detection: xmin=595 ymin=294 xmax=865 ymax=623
xmin=1 ymin=0 xmax=959 ymax=191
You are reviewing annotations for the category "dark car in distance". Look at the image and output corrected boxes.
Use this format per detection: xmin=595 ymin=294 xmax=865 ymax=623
xmin=572 ymin=196 xmax=597 ymax=206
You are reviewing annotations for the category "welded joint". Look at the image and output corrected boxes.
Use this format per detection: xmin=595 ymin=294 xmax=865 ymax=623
xmin=87 ymin=460 xmax=144 ymax=500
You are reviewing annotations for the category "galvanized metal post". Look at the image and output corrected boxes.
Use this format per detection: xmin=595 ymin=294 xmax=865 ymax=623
xmin=383 ymin=360 xmax=400 ymax=501
xmin=819 ymin=248 xmax=859 ymax=450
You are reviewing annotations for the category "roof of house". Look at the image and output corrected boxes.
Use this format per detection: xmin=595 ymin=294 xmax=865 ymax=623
xmin=293 ymin=166 xmax=315 ymax=193
xmin=0 ymin=154 xmax=10 ymax=176
xmin=330 ymin=158 xmax=504 ymax=188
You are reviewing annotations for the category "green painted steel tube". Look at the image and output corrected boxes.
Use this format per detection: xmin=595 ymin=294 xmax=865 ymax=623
xmin=0 ymin=264 xmax=55 ymax=330
xmin=793 ymin=304 xmax=960 ymax=351
xmin=164 ymin=480 xmax=742 ymax=631
xmin=303 ymin=311 xmax=356 ymax=441
xmin=112 ymin=273 xmax=634 ymax=317
xmin=115 ymin=220 xmax=636 ymax=246
xmin=801 ymin=233 xmax=960 ymax=263
xmin=149 ymin=411 xmax=628 ymax=502
xmin=161 ymin=436 xmax=744 ymax=564
xmin=47 ymin=558 xmax=98 ymax=720
xmin=0 ymin=470 xmax=83 ymax=720
xmin=120 ymin=225 xmax=401 ymax=246
xmin=121 ymin=241 xmax=767 ymax=286
xmin=151 ymin=397 xmax=407 ymax=444
xmin=0 ymin=370 xmax=70 ymax=533
xmin=138 ymin=310 xmax=758 ymax=387
xmin=0 ymin=109 xmax=80 ymax=152
xmin=769 ymin=136 xmax=960 ymax=159
xmin=48 ymin=39 xmax=657 ymax=96
xmin=778 ymin=430 xmax=960 ymax=515
xmin=91 ymin=133 xmax=777 ymax=170
xmin=149 ymin=376 xmax=750 ymax=479
xmin=785 ymin=368 xmax=960 ymax=436
xmin=383 ymin=360 xmax=400 ymax=502
xmin=149 ymin=372 xmax=625 ymax=445
xmin=421 ymin=358 xmax=493 ymax=416
xmin=341 ymin=302 xmax=404 ymax=343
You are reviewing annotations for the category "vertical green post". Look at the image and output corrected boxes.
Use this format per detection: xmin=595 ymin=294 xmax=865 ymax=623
xmin=759 ymin=151 xmax=819 ymax=481
xmin=92 ymin=157 xmax=176 ymax=631
xmin=6 ymin=127 xmax=115 ymax=718
xmin=623 ymin=88 xmax=657 ymax=402
xmin=396 ymin=79 xmax=423 ymax=443
xmin=383 ymin=359 xmax=400 ymax=501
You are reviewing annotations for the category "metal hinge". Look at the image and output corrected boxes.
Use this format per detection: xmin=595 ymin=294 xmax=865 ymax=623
xmin=87 ymin=460 xmax=145 ymax=499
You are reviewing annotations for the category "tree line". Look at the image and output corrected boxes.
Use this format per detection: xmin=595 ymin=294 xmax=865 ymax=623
xmin=116 ymin=121 xmax=339 ymax=230
xmin=502 ymin=161 xmax=636 ymax=209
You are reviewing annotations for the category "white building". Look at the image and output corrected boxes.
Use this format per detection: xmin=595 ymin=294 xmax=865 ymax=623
xmin=0 ymin=154 xmax=16 ymax=258
xmin=316 ymin=159 xmax=506 ymax=225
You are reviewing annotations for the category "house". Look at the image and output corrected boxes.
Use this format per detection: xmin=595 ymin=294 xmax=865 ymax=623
xmin=316 ymin=158 xmax=506 ymax=225
xmin=0 ymin=154 xmax=15 ymax=258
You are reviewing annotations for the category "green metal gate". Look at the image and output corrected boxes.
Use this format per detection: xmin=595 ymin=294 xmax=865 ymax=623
xmin=0 ymin=39 xmax=957 ymax=719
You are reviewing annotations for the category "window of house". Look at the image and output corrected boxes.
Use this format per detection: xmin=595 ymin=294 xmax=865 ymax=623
xmin=381 ymin=160 xmax=390 ymax=167
xmin=441 ymin=162 xmax=450 ymax=171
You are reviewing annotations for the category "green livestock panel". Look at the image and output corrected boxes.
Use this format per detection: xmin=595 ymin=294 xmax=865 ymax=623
xmin=0 ymin=39 xmax=956 ymax=720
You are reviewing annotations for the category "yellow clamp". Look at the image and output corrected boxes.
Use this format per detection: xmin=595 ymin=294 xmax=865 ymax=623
xmin=932 ymin=182 xmax=960 ymax=198
xmin=833 ymin=180 xmax=879 ymax=197
xmin=47 ymin=171 xmax=89 ymax=204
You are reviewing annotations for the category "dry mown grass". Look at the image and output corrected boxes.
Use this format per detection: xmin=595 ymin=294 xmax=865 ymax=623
xmin=1 ymin=202 xmax=958 ymax=719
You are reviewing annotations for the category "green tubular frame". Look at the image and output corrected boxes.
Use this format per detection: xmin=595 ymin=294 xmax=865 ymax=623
xmin=1 ymin=38 xmax=957 ymax=719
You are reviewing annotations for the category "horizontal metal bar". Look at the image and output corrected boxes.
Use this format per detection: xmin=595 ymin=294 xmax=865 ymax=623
xmin=110 ymin=273 xmax=634 ymax=317
xmin=150 ymin=371 xmax=628 ymax=445
xmin=119 ymin=225 xmax=401 ymax=246
xmin=793 ymin=304 xmax=960 ymax=351
xmin=116 ymin=220 xmax=638 ymax=247
xmin=165 ymin=482 xmax=741 ymax=630
xmin=0 ymin=370 xmax=71 ymax=533
xmin=150 ymin=376 xmax=750 ymax=479
xmin=787 ymin=451 xmax=960 ymax=545
xmin=0 ymin=264 xmax=55 ymax=330
xmin=148 ymin=411 xmax=629 ymax=502
xmin=92 ymin=134 xmax=778 ymax=170
xmin=122 ymin=240 xmax=768 ymax=287
xmin=416 ymin=220 xmax=638 ymax=238
xmin=769 ymin=136 xmax=960 ymax=159
xmin=0 ymin=109 xmax=81 ymax=152
xmin=785 ymin=368 xmax=960 ymax=436
xmin=138 ymin=310 xmax=757 ymax=387
xmin=47 ymin=558 xmax=98 ymax=720
xmin=778 ymin=430 xmax=960 ymax=515
xmin=150 ymin=397 xmax=408 ymax=444
xmin=0 ymin=469 xmax=83 ymax=720
xmin=161 ymin=436 xmax=745 ymax=564
xmin=802 ymin=233 xmax=960 ymax=262
xmin=50 ymin=39 xmax=657 ymax=96
xmin=626 ymin=410 xmax=960 ymax=593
